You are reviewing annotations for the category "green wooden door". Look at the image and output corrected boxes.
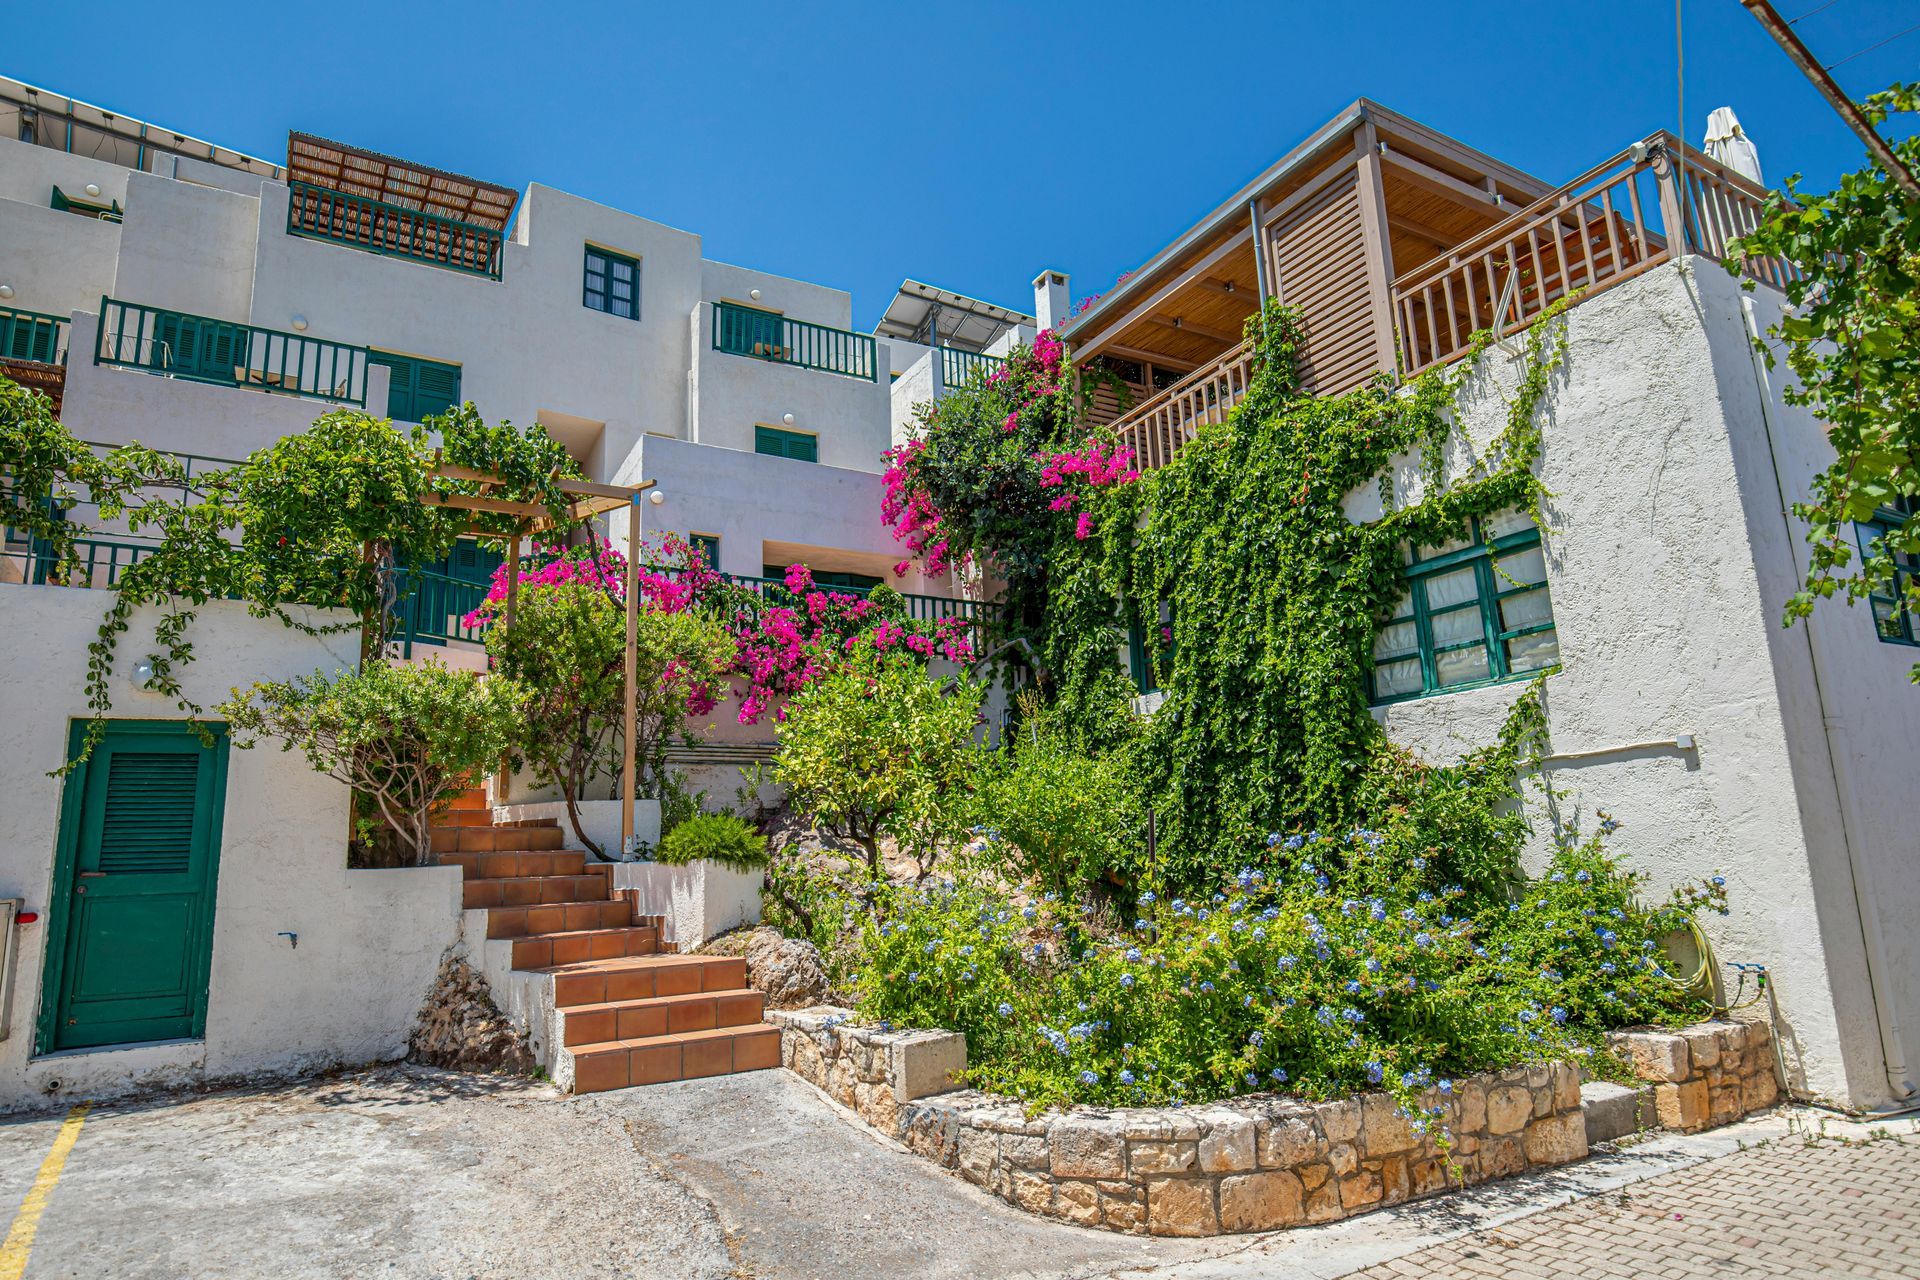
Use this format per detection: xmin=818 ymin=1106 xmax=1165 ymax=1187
xmin=40 ymin=720 xmax=228 ymax=1052
xmin=150 ymin=312 xmax=250 ymax=383
xmin=369 ymin=351 xmax=463 ymax=422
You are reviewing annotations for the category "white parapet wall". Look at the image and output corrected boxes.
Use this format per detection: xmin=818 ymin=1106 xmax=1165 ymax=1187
xmin=0 ymin=587 xmax=463 ymax=1111
xmin=611 ymin=861 xmax=762 ymax=950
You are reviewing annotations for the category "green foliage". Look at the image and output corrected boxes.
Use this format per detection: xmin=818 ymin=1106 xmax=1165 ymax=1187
xmin=483 ymin=554 xmax=733 ymax=857
xmin=654 ymin=812 xmax=769 ymax=872
xmin=220 ymin=659 xmax=524 ymax=864
xmin=0 ymin=391 xmax=587 ymax=773
xmin=969 ymin=699 xmax=1143 ymax=899
xmin=773 ymin=646 xmax=984 ymax=877
xmin=1731 ymin=82 xmax=1920 ymax=679
xmin=851 ymin=827 xmax=1716 ymax=1116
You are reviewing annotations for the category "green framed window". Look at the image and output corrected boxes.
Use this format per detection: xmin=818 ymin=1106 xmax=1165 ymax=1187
xmin=1855 ymin=500 xmax=1919 ymax=647
xmin=689 ymin=533 xmax=720 ymax=571
xmin=1371 ymin=509 xmax=1559 ymax=704
xmin=754 ymin=425 xmax=817 ymax=463
xmin=369 ymin=351 xmax=462 ymax=423
xmin=583 ymin=245 xmax=640 ymax=320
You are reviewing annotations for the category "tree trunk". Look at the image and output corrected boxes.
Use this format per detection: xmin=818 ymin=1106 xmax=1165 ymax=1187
xmin=563 ymin=782 xmax=604 ymax=861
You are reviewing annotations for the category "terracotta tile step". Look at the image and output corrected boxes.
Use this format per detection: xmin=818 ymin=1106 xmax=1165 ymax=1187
xmin=570 ymin=1023 xmax=782 ymax=1093
xmin=511 ymin=926 xmax=657 ymax=969
xmin=462 ymin=874 xmax=611 ymax=910
xmin=439 ymin=850 xmax=591 ymax=879
xmin=561 ymin=988 xmax=767 ymax=1046
xmin=430 ymin=824 xmax=565 ymax=854
xmin=541 ymin=954 xmax=749 ymax=1008
xmin=441 ymin=788 xmax=489 ymax=814
xmin=485 ymin=899 xmax=630 ymax=940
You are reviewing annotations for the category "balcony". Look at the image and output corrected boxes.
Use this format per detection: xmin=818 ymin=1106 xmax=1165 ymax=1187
xmin=712 ymin=301 xmax=878 ymax=382
xmin=938 ymin=346 xmax=1004 ymax=388
xmin=94 ymin=296 xmax=370 ymax=407
xmin=286 ymin=181 xmax=504 ymax=280
xmin=1078 ymin=104 xmax=1791 ymax=472
xmin=0 ymin=305 xmax=71 ymax=412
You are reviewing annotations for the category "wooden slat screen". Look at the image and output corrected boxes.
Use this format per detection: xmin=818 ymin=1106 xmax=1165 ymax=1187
xmin=1266 ymin=166 xmax=1381 ymax=396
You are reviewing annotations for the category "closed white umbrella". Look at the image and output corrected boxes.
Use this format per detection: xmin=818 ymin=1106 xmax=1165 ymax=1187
xmin=1704 ymin=107 xmax=1764 ymax=184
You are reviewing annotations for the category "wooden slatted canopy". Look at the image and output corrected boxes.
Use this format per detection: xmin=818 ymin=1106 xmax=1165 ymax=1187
xmin=287 ymin=132 xmax=518 ymax=231
xmin=419 ymin=456 xmax=655 ymax=855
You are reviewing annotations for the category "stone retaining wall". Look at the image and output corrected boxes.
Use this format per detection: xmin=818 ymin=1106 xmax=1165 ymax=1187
xmin=772 ymin=1008 xmax=1585 ymax=1236
xmin=1604 ymin=1018 xmax=1778 ymax=1132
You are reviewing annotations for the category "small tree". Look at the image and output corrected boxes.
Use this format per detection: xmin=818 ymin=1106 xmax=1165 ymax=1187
xmin=480 ymin=548 xmax=733 ymax=857
xmin=971 ymin=708 xmax=1141 ymax=901
xmin=773 ymin=646 xmax=982 ymax=877
xmin=220 ymin=660 xmax=524 ymax=865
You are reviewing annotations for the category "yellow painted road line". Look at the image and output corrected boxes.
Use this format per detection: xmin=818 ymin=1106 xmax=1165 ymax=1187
xmin=0 ymin=1104 xmax=90 ymax=1280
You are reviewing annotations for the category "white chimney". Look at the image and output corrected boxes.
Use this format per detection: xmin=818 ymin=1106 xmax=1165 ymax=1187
xmin=1032 ymin=269 xmax=1070 ymax=333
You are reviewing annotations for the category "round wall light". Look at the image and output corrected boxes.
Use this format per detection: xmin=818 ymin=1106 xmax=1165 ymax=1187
xmin=0 ymin=284 xmax=13 ymax=300
xmin=130 ymin=658 xmax=156 ymax=689
xmin=648 ymin=491 xmax=664 ymax=506
xmin=290 ymin=314 xmax=309 ymax=332
xmin=84 ymin=183 xmax=102 ymax=198
xmin=749 ymin=288 xmax=762 ymax=302
xmin=782 ymin=413 xmax=795 ymax=426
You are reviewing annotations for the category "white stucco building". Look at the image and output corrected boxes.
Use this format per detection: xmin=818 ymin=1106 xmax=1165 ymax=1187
xmin=1 ymin=80 xmax=1913 ymax=1118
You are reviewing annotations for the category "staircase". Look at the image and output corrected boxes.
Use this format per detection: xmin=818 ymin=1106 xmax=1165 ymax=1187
xmin=432 ymin=787 xmax=781 ymax=1093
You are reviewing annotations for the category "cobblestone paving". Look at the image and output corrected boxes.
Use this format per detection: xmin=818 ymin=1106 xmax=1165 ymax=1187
xmin=1338 ymin=1129 xmax=1920 ymax=1279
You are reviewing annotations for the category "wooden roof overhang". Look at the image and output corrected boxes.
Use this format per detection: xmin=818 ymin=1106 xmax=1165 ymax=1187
xmin=425 ymin=458 xmax=650 ymax=536
xmin=287 ymin=133 xmax=518 ymax=231
xmin=1060 ymin=100 xmax=1555 ymax=378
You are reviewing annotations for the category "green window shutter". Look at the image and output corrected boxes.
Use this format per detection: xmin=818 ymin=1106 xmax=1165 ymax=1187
xmin=96 ymin=752 xmax=200 ymax=875
xmin=370 ymin=352 xmax=462 ymax=422
xmin=755 ymin=426 xmax=816 ymax=462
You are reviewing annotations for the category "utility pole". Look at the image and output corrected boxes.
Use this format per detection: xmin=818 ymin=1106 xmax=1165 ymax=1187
xmin=1740 ymin=0 xmax=1920 ymax=198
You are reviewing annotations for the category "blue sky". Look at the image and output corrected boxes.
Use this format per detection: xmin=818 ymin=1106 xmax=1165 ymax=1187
xmin=11 ymin=1 xmax=1917 ymax=329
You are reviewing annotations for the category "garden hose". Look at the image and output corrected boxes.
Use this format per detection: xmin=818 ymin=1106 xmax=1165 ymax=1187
xmin=1663 ymin=915 xmax=1790 ymax=1093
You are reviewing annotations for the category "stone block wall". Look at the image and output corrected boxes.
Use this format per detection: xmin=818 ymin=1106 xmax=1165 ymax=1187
xmin=1605 ymin=1018 xmax=1779 ymax=1132
xmin=772 ymin=1007 xmax=1586 ymax=1237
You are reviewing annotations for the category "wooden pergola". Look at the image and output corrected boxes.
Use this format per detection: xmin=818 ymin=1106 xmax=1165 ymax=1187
xmin=423 ymin=457 xmax=657 ymax=858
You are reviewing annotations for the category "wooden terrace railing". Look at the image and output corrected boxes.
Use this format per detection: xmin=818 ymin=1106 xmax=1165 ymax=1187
xmin=1392 ymin=132 xmax=1793 ymax=377
xmin=1109 ymin=339 xmax=1258 ymax=472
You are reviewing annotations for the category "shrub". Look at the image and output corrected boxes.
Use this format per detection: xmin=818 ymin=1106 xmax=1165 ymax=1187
xmin=773 ymin=646 xmax=982 ymax=877
xmin=970 ymin=711 xmax=1141 ymax=900
xmin=849 ymin=825 xmax=1715 ymax=1118
xmin=654 ymin=812 xmax=768 ymax=872
xmin=221 ymin=660 xmax=524 ymax=864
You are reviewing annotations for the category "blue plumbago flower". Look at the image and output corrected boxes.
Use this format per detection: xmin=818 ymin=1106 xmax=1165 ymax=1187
xmin=959 ymin=945 xmax=973 ymax=956
xmin=1245 ymin=1072 xmax=1258 ymax=1087
xmin=1366 ymin=1061 xmax=1385 ymax=1084
xmin=1575 ymin=870 xmax=1591 ymax=883
xmin=1414 ymin=932 xmax=1435 ymax=949
xmin=1550 ymin=871 xmax=1566 ymax=883
xmin=1342 ymin=1007 xmax=1366 ymax=1024
xmin=1171 ymin=898 xmax=1187 ymax=912
xmin=1207 ymin=933 xmax=1220 ymax=945
xmin=1078 ymin=1070 xmax=1098 ymax=1085
xmin=1198 ymin=981 xmax=1216 ymax=993
xmin=1248 ymin=1030 xmax=1264 ymax=1047
xmin=1119 ymin=1069 xmax=1135 ymax=1085
xmin=1125 ymin=947 xmax=1143 ymax=963
xmin=1341 ymin=898 xmax=1362 ymax=917
xmin=1197 ymin=909 xmax=1212 ymax=923
xmin=1243 ymin=994 xmax=1255 ymax=1007
xmin=923 ymin=941 xmax=936 ymax=954
xmin=1473 ymin=946 xmax=1488 ymax=959
xmin=1412 ymin=1119 xmax=1429 ymax=1136
xmin=1285 ymin=835 xmax=1306 ymax=851
xmin=1252 ymin=928 xmax=1267 ymax=941
xmin=1438 ymin=1079 xmax=1454 ymax=1095
xmin=1600 ymin=961 xmax=1617 ymax=974
xmin=1345 ymin=979 xmax=1364 ymax=995
xmin=1212 ymin=893 xmax=1227 ymax=905
xmin=1712 ymin=874 xmax=1726 ymax=888
xmin=1139 ymin=891 xmax=1157 ymax=905
xmin=1551 ymin=1006 xmax=1569 ymax=1024
xmin=1366 ymin=959 xmax=1382 ymax=974
xmin=1277 ymin=954 xmax=1297 ymax=970
xmin=1598 ymin=815 xmax=1621 ymax=835
xmin=1120 ymin=973 xmax=1135 ymax=988
xmin=962 ymin=968 xmax=975 ymax=981
xmin=1270 ymin=1067 xmax=1289 ymax=1083
xmin=908 ymin=971 xmax=920 ymax=982
xmin=1022 ymin=904 xmax=1037 ymax=920
xmin=1418 ymin=891 xmax=1435 ymax=903
xmin=1044 ymin=892 xmax=1059 ymax=903
xmin=1370 ymin=900 xmax=1388 ymax=922
xmin=1266 ymin=832 xmax=1284 ymax=848
xmin=1411 ymin=856 xmax=1427 ymax=870
xmin=1315 ymin=1006 xmax=1337 ymax=1026
xmin=1597 ymin=928 xmax=1618 ymax=948
xmin=1518 ymin=1008 xmax=1538 ymax=1023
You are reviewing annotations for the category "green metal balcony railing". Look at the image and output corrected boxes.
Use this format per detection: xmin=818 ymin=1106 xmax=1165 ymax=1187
xmin=712 ymin=301 xmax=878 ymax=382
xmin=938 ymin=346 xmax=1003 ymax=387
xmin=716 ymin=572 xmax=1001 ymax=631
xmin=0 ymin=306 xmax=71 ymax=365
xmin=286 ymin=180 xmax=505 ymax=280
xmin=388 ymin=567 xmax=489 ymax=657
xmin=94 ymin=296 xmax=370 ymax=407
